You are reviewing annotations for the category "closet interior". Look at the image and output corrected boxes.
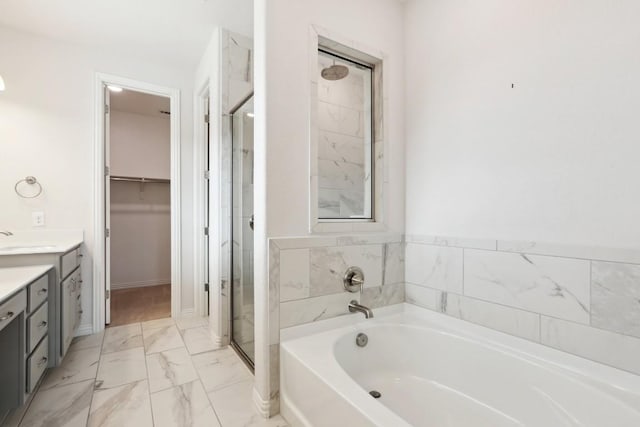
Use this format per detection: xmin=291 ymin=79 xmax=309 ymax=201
xmin=108 ymin=89 xmax=172 ymax=326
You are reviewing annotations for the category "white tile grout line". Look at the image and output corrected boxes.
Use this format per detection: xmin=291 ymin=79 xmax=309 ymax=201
xmin=85 ymin=327 xmax=107 ymax=426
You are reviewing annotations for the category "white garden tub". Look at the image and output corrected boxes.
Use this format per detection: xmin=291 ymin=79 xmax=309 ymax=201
xmin=280 ymin=304 xmax=640 ymax=427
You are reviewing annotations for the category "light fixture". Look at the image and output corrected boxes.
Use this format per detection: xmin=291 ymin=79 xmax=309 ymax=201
xmin=107 ymin=85 xmax=123 ymax=92
xmin=0 ymin=75 xmax=5 ymax=92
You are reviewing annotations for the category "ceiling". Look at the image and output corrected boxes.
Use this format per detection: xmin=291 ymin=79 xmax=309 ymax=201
xmin=0 ymin=0 xmax=253 ymax=68
xmin=110 ymin=89 xmax=170 ymax=117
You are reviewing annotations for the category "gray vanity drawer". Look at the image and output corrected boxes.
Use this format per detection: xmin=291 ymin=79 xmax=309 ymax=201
xmin=27 ymin=336 xmax=48 ymax=393
xmin=61 ymin=247 xmax=81 ymax=280
xmin=27 ymin=302 xmax=48 ymax=354
xmin=0 ymin=290 xmax=26 ymax=334
xmin=28 ymin=274 xmax=49 ymax=312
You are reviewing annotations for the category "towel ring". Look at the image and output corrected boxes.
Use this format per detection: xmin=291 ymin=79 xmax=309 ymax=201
xmin=15 ymin=176 xmax=43 ymax=199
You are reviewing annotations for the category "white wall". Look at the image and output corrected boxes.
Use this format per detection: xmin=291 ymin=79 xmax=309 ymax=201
xmin=109 ymin=110 xmax=171 ymax=289
xmin=110 ymin=110 xmax=171 ymax=179
xmin=404 ymin=0 xmax=640 ymax=248
xmin=110 ymin=182 xmax=171 ymax=288
xmin=0 ymin=25 xmax=197 ymax=328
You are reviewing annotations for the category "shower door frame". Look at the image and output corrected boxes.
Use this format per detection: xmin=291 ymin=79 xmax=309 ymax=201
xmin=228 ymin=92 xmax=255 ymax=371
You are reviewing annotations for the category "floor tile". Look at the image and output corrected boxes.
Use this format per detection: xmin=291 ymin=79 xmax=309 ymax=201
xmin=150 ymin=380 xmax=221 ymax=427
xmin=175 ymin=316 xmax=209 ymax=331
xmin=181 ymin=326 xmax=219 ymax=355
xmin=192 ymin=348 xmax=252 ymax=392
xmin=88 ymin=379 xmax=153 ymax=427
xmin=40 ymin=346 xmax=100 ymax=390
xmin=102 ymin=323 xmax=143 ymax=354
xmin=146 ymin=347 xmax=199 ymax=393
xmin=96 ymin=347 xmax=147 ymax=389
xmin=208 ymin=380 xmax=289 ymax=427
xmin=19 ymin=379 xmax=93 ymax=427
xmin=69 ymin=331 xmax=105 ymax=353
xmin=143 ymin=324 xmax=184 ymax=354
xmin=141 ymin=317 xmax=176 ymax=332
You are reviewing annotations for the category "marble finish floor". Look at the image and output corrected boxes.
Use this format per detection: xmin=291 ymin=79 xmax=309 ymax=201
xmin=108 ymin=284 xmax=172 ymax=327
xmin=12 ymin=317 xmax=289 ymax=427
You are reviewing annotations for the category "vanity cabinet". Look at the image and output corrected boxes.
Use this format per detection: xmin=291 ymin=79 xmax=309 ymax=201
xmin=0 ymin=244 xmax=83 ymax=365
xmin=0 ymin=266 xmax=53 ymax=424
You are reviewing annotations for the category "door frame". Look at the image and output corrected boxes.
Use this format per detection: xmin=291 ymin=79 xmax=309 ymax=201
xmin=193 ymin=80 xmax=213 ymax=319
xmin=92 ymin=72 xmax=182 ymax=332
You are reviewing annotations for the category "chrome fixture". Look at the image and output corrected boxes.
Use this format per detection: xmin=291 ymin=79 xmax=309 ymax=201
xmin=356 ymin=332 xmax=368 ymax=347
xmin=349 ymin=300 xmax=374 ymax=319
xmin=14 ymin=176 xmax=43 ymax=199
xmin=0 ymin=231 xmax=13 ymax=236
xmin=369 ymin=390 xmax=382 ymax=399
xmin=343 ymin=266 xmax=365 ymax=293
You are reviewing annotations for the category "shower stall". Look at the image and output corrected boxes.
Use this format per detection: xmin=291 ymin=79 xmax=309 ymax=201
xmin=229 ymin=94 xmax=255 ymax=368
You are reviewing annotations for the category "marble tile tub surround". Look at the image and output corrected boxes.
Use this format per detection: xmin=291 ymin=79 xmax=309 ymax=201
xmin=266 ymin=233 xmax=405 ymax=414
xmin=405 ymin=234 xmax=640 ymax=375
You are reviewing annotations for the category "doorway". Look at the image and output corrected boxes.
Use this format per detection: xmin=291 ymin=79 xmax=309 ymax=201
xmin=93 ymin=73 xmax=182 ymax=332
xmin=229 ymin=94 xmax=255 ymax=367
xmin=105 ymin=88 xmax=172 ymax=326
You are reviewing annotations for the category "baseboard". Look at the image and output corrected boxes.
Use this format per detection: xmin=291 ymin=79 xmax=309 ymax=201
xmin=252 ymin=387 xmax=271 ymax=419
xmin=180 ymin=308 xmax=195 ymax=317
xmin=76 ymin=323 xmax=94 ymax=337
xmin=110 ymin=279 xmax=171 ymax=290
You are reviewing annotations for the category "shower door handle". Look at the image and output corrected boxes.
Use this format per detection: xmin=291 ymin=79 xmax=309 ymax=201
xmin=249 ymin=214 xmax=254 ymax=231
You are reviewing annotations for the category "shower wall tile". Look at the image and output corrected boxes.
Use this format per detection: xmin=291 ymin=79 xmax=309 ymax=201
xmin=383 ymin=242 xmax=405 ymax=285
xmin=443 ymin=293 xmax=541 ymax=342
xmin=318 ymin=130 xmax=366 ymax=164
xmin=280 ymin=292 xmax=357 ymax=329
xmin=309 ymin=244 xmax=383 ymax=296
xmin=279 ymin=249 xmax=310 ymax=302
xmin=406 ymin=235 xmax=496 ymax=251
xmin=318 ymin=101 xmax=364 ymax=139
xmin=405 ymin=243 xmax=463 ymax=293
xmin=497 ymin=240 xmax=640 ymax=265
xmin=361 ymin=283 xmax=404 ymax=309
xmin=464 ymin=250 xmax=590 ymax=324
xmin=541 ymin=316 xmax=640 ymax=375
xmin=405 ymin=283 xmax=441 ymax=311
xmin=591 ymin=261 xmax=640 ymax=338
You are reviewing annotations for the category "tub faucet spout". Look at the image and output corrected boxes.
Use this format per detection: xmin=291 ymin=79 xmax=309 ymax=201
xmin=349 ymin=300 xmax=374 ymax=319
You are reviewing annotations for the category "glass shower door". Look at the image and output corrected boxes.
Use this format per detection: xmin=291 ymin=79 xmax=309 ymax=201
xmin=230 ymin=95 xmax=255 ymax=366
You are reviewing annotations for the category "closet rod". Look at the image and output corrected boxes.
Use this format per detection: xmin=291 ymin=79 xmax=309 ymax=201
xmin=110 ymin=176 xmax=170 ymax=184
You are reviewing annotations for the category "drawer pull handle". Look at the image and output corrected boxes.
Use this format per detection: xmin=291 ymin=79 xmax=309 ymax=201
xmin=37 ymin=356 xmax=48 ymax=367
xmin=0 ymin=311 xmax=15 ymax=321
xmin=38 ymin=321 xmax=47 ymax=328
xmin=37 ymin=288 xmax=48 ymax=295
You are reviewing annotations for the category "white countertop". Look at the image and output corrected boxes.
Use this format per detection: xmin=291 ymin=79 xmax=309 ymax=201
xmin=0 ymin=229 xmax=83 ymax=256
xmin=0 ymin=265 xmax=53 ymax=304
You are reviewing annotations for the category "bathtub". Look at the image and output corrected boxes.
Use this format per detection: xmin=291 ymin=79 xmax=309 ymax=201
xmin=280 ymin=304 xmax=640 ymax=427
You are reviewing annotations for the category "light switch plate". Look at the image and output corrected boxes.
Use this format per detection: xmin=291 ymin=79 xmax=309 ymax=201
xmin=32 ymin=211 xmax=45 ymax=227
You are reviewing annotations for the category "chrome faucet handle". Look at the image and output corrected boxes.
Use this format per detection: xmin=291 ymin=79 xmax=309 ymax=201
xmin=343 ymin=266 xmax=365 ymax=293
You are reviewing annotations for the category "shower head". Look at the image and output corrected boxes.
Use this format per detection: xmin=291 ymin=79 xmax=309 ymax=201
xmin=321 ymin=63 xmax=349 ymax=81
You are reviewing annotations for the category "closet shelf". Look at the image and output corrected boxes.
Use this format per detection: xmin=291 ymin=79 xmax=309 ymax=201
xmin=110 ymin=176 xmax=170 ymax=184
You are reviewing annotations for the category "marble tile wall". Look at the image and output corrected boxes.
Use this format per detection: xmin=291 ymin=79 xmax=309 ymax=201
xmin=268 ymin=233 xmax=404 ymax=413
xmin=317 ymin=53 xmax=370 ymax=218
xmin=405 ymin=234 xmax=640 ymax=375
